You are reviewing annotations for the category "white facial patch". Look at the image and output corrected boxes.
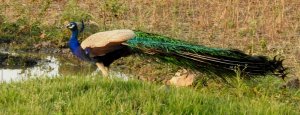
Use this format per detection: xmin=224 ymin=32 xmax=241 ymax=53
xmin=68 ymin=24 xmax=75 ymax=29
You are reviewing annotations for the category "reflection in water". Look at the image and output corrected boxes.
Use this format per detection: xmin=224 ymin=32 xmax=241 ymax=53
xmin=0 ymin=55 xmax=130 ymax=82
xmin=0 ymin=56 xmax=59 ymax=82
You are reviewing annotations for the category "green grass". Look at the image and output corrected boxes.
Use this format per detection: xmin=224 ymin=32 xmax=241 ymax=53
xmin=0 ymin=75 xmax=299 ymax=114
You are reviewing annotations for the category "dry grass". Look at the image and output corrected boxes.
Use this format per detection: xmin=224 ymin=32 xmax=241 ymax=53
xmin=0 ymin=0 xmax=299 ymax=77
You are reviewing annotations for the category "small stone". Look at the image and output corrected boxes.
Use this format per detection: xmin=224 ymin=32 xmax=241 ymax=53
xmin=283 ymin=78 xmax=300 ymax=89
xmin=34 ymin=41 xmax=51 ymax=48
xmin=168 ymin=69 xmax=196 ymax=87
xmin=40 ymin=32 xmax=46 ymax=39
xmin=61 ymin=48 xmax=70 ymax=54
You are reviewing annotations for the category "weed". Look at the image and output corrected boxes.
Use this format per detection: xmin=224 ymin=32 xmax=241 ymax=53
xmin=61 ymin=0 xmax=92 ymax=23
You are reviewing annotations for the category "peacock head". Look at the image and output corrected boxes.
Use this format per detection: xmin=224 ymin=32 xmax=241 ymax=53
xmin=66 ymin=20 xmax=85 ymax=32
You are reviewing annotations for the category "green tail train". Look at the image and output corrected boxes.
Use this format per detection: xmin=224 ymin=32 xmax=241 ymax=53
xmin=125 ymin=31 xmax=287 ymax=78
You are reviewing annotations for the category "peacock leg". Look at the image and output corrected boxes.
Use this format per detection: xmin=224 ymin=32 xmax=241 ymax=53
xmin=95 ymin=62 xmax=109 ymax=77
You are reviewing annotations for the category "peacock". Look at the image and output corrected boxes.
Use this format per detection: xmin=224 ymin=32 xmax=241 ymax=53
xmin=66 ymin=21 xmax=287 ymax=78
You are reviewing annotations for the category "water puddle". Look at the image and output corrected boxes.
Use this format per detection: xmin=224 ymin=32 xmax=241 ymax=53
xmin=0 ymin=52 xmax=130 ymax=82
xmin=0 ymin=56 xmax=59 ymax=82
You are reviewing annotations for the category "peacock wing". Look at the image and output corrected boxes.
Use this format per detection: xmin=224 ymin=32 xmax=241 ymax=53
xmin=81 ymin=29 xmax=135 ymax=56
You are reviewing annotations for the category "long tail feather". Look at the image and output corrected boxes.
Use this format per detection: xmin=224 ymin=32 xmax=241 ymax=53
xmin=125 ymin=31 xmax=287 ymax=78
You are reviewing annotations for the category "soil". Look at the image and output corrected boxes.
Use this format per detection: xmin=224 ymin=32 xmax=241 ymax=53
xmin=0 ymin=52 xmax=40 ymax=69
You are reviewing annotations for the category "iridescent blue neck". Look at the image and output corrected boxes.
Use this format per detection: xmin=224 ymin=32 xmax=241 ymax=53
xmin=69 ymin=30 xmax=92 ymax=62
xmin=69 ymin=29 xmax=80 ymax=54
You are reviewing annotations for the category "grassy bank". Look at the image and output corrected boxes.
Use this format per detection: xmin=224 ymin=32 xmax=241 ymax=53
xmin=0 ymin=76 xmax=299 ymax=114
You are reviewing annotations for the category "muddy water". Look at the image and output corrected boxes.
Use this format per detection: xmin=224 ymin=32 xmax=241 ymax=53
xmin=0 ymin=52 xmax=129 ymax=82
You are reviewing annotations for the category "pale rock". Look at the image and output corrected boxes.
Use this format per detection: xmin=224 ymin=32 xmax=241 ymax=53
xmin=168 ymin=69 xmax=196 ymax=87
